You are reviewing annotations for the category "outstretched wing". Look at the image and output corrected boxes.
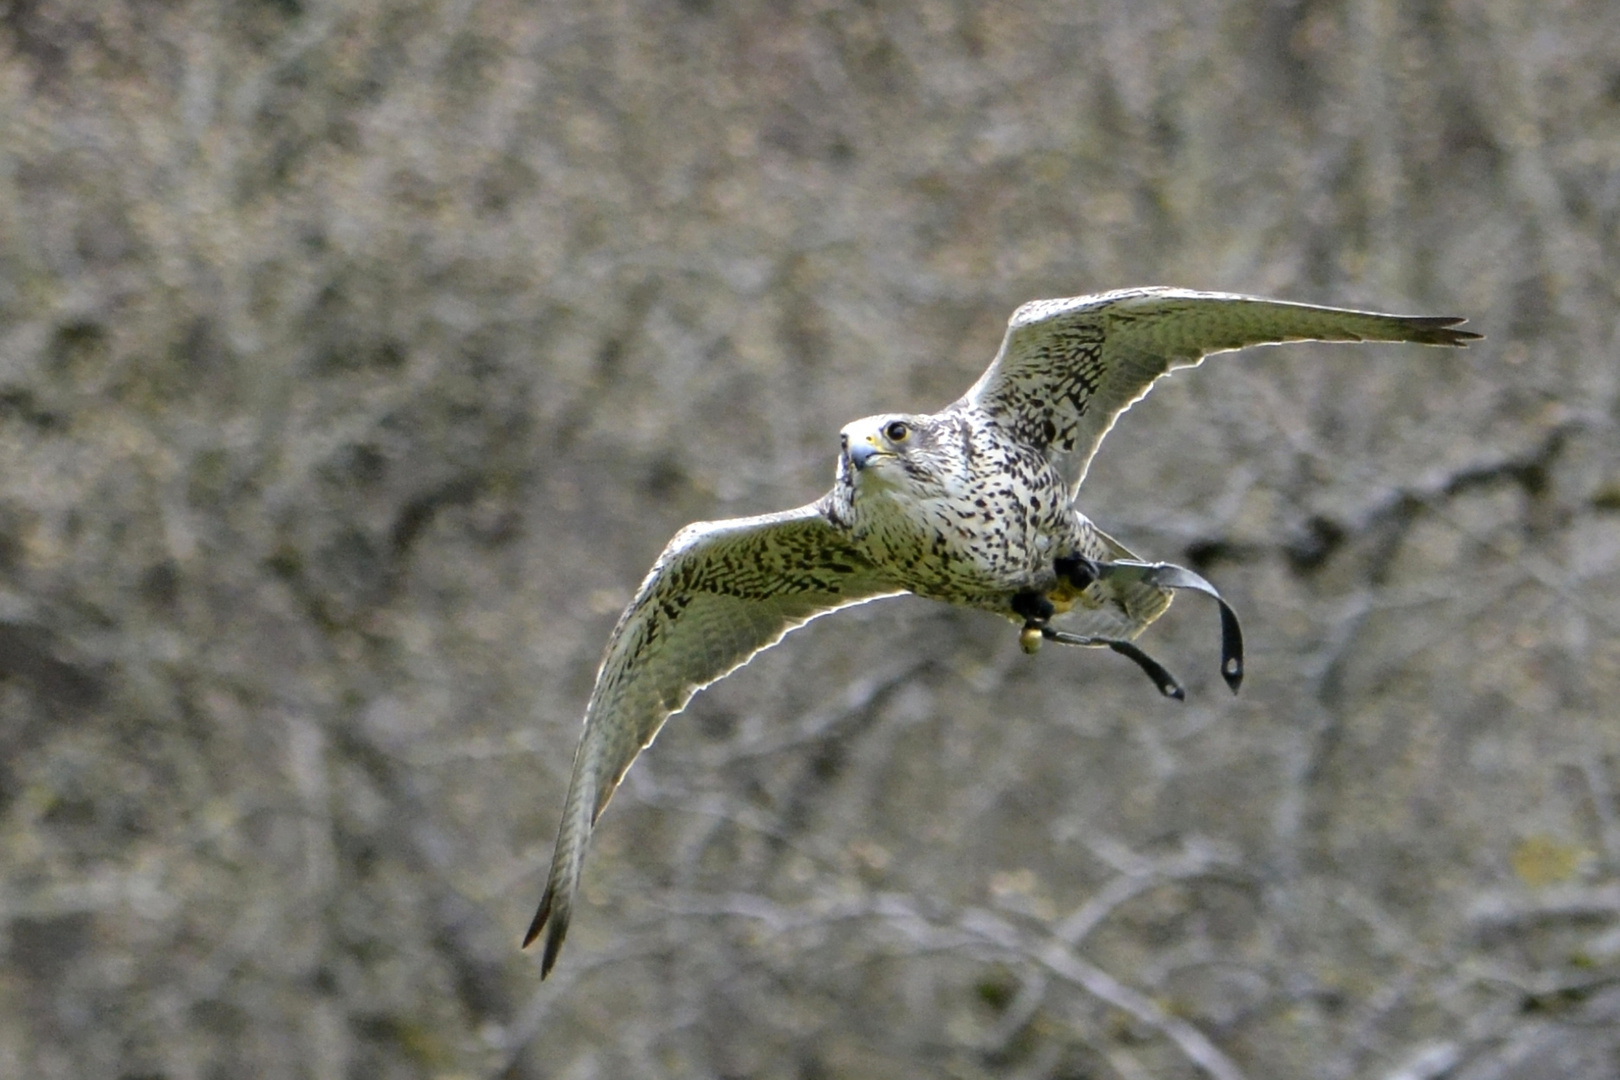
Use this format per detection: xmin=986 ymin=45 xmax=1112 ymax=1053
xmin=960 ymin=287 xmax=1480 ymax=493
xmin=525 ymin=502 xmax=899 ymax=976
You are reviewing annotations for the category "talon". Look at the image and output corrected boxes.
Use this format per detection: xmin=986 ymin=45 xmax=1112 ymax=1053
xmin=1055 ymin=554 xmax=1100 ymax=590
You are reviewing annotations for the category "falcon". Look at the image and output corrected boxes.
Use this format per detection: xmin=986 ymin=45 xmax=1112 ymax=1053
xmin=524 ymin=287 xmax=1479 ymax=976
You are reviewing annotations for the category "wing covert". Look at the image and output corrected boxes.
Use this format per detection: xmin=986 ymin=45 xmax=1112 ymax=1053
xmin=525 ymin=502 xmax=898 ymax=975
xmin=961 ymin=287 xmax=1479 ymax=493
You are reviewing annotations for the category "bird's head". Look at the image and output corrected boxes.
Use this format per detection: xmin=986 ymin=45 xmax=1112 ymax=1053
xmin=830 ymin=413 xmax=964 ymax=522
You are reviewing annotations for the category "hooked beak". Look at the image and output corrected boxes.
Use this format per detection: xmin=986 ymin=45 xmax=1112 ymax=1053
xmin=848 ymin=440 xmax=882 ymax=471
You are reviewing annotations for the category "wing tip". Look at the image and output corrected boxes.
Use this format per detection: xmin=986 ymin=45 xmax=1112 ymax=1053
xmin=1406 ymin=316 xmax=1482 ymax=347
xmin=540 ymin=922 xmax=567 ymax=979
xmin=522 ymin=886 xmax=570 ymax=980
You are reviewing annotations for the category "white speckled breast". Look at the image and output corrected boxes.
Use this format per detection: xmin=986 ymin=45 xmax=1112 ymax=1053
xmin=843 ymin=409 xmax=1082 ymax=609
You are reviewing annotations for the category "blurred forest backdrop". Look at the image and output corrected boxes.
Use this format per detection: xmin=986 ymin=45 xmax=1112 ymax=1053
xmin=3 ymin=1 xmax=1620 ymax=1077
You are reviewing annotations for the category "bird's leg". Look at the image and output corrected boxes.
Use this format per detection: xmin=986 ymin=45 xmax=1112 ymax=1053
xmin=1094 ymin=560 xmax=1245 ymax=694
xmin=1013 ymin=581 xmax=1186 ymax=698
xmin=1037 ymin=553 xmax=1244 ymax=697
xmin=1054 ymin=554 xmax=1101 ymax=591
xmin=1010 ymin=590 xmax=1055 ymax=654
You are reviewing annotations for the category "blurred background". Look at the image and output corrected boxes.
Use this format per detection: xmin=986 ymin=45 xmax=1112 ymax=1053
xmin=2 ymin=1 xmax=1619 ymax=1077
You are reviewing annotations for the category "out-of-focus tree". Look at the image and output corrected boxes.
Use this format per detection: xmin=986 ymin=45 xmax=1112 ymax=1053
xmin=1 ymin=1 xmax=1617 ymax=1077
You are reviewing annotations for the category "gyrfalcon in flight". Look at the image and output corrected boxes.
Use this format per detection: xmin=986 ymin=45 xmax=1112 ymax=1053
xmin=524 ymin=287 xmax=1479 ymax=976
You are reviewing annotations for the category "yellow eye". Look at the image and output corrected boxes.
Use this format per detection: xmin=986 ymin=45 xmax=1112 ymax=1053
xmin=884 ymin=420 xmax=910 ymax=443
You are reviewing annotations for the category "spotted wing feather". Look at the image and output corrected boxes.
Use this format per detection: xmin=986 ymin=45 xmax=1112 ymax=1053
xmin=525 ymin=503 xmax=897 ymax=976
xmin=961 ymin=287 xmax=1480 ymax=493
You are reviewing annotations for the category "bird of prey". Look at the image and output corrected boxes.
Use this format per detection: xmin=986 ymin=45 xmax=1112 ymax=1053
xmin=524 ymin=286 xmax=1479 ymax=976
